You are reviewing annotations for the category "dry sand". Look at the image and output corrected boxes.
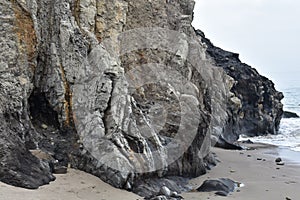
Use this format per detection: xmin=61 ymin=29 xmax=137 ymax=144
xmin=1 ymin=144 xmax=299 ymax=200
xmin=0 ymin=169 xmax=142 ymax=200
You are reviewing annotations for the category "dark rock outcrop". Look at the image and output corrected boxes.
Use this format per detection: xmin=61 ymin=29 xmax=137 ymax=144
xmin=133 ymin=177 xmax=190 ymax=199
xmin=0 ymin=114 xmax=55 ymax=189
xmin=0 ymin=0 xmax=283 ymax=196
xmin=195 ymin=30 xmax=284 ymax=141
xmin=283 ymin=111 xmax=299 ymax=118
xmin=215 ymin=136 xmax=243 ymax=150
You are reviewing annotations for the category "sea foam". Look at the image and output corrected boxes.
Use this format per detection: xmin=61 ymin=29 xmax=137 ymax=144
xmin=240 ymin=87 xmax=300 ymax=152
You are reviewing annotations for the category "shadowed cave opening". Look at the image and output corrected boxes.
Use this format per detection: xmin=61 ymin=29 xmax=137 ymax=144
xmin=28 ymin=89 xmax=78 ymax=168
xmin=28 ymin=90 xmax=60 ymax=129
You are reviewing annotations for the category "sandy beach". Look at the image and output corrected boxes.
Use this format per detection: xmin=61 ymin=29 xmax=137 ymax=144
xmin=1 ymin=144 xmax=299 ymax=200
xmin=183 ymin=144 xmax=300 ymax=200
xmin=0 ymin=169 xmax=142 ymax=200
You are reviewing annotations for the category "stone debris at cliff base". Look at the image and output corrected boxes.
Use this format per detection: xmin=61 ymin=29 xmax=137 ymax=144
xmin=196 ymin=178 xmax=242 ymax=197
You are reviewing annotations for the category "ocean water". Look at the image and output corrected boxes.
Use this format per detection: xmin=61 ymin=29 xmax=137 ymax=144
xmin=240 ymin=87 xmax=300 ymax=155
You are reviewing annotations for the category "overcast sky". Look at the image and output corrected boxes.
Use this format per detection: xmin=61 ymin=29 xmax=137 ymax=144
xmin=192 ymin=0 xmax=300 ymax=90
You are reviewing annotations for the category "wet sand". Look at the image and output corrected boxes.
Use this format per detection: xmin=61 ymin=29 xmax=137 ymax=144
xmin=183 ymin=144 xmax=300 ymax=200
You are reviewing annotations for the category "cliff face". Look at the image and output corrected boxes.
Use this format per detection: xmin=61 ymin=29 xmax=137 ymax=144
xmin=0 ymin=0 xmax=283 ymax=194
xmin=196 ymin=30 xmax=284 ymax=142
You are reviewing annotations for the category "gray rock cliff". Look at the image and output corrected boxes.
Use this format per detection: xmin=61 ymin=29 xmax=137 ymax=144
xmin=0 ymin=0 xmax=283 ymax=195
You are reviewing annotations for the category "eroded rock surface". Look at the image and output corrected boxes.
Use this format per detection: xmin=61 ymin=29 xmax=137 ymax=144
xmin=196 ymin=30 xmax=284 ymax=141
xmin=0 ymin=0 xmax=283 ymax=195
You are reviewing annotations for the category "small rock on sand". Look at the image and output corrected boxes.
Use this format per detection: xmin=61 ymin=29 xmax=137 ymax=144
xmin=276 ymin=162 xmax=285 ymax=166
xmin=170 ymin=191 xmax=180 ymax=198
xmin=197 ymin=178 xmax=237 ymax=196
xmin=275 ymin=157 xmax=282 ymax=163
xmin=160 ymin=186 xmax=171 ymax=197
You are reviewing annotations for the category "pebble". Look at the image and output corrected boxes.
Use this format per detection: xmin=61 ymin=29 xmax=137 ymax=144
xmin=257 ymin=158 xmax=262 ymax=160
xmin=275 ymin=157 xmax=282 ymax=163
xmin=276 ymin=162 xmax=285 ymax=166
xmin=247 ymin=155 xmax=251 ymax=157
xmin=125 ymin=181 xmax=132 ymax=190
xmin=160 ymin=186 xmax=171 ymax=197
xmin=170 ymin=191 xmax=178 ymax=197
xmin=41 ymin=123 xmax=48 ymax=129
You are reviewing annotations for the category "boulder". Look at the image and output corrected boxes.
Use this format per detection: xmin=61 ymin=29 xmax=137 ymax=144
xmin=197 ymin=178 xmax=237 ymax=196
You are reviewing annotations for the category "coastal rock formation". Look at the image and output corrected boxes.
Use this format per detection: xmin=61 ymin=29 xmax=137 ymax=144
xmin=283 ymin=111 xmax=299 ymax=118
xmin=196 ymin=30 xmax=284 ymax=141
xmin=0 ymin=0 xmax=283 ymax=195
